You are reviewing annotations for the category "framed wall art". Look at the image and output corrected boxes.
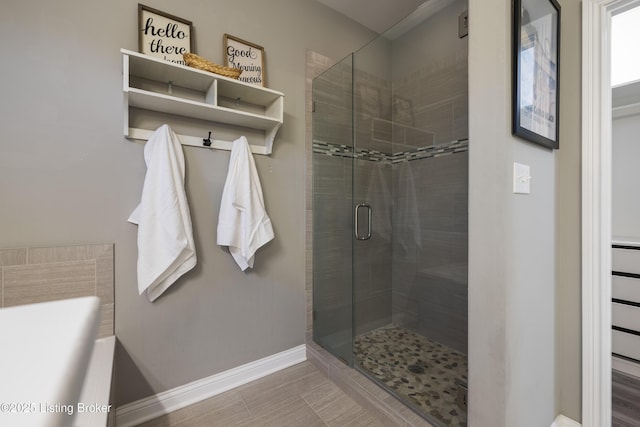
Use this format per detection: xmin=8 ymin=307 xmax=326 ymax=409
xmin=139 ymin=4 xmax=193 ymax=65
xmin=512 ymin=0 xmax=561 ymax=149
xmin=223 ymin=34 xmax=266 ymax=86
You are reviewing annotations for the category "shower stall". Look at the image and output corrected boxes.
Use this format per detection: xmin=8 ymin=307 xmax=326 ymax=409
xmin=312 ymin=0 xmax=469 ymax=425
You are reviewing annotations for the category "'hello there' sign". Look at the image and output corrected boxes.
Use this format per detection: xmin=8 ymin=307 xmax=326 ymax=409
xmin=139 ymin=4 xmax=192 ymax=65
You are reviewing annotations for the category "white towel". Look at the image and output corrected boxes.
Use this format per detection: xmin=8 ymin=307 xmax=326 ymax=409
xmin=217 ymin=136 xmax=274 ymax=270
xmin=128 ymin=125 xmax=197 ymax=301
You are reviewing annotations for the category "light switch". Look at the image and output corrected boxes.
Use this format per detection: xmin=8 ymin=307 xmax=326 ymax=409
xmin=458 ymin=10 xmax=468 ymax=38
xmin=513 ymin=162 xmax=531 ymax=194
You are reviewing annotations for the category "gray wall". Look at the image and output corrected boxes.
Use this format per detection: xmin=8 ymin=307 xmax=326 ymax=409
xmin=468 ymin=0 xmax=581 ymax=426
xmin=0 ymin=0 xmax=375 ymax=406
xmin=554 ymin=0 xmax=582 ymax=421
xmin=468 ymin=0 xmax=555 ymax=420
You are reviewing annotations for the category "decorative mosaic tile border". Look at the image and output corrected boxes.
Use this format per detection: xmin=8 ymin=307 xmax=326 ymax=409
xmin=313 ymin=139 xmax=468 ymax=164
xmin=312 ymin=141 xmax=354 ymax=159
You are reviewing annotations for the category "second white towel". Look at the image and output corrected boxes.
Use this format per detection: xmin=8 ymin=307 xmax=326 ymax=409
xmin=217 ymin=136 xmax=274 ymax=270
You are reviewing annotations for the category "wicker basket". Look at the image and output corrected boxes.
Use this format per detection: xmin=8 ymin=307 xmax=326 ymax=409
xmin=183 ymin=53 xmax=242 ymax=79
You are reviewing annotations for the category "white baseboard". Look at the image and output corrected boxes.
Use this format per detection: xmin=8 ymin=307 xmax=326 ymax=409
xmin=551 ymin=414 xmax=581 ymax=427
xmin=115 ymin=344 xmax=307 ymax=427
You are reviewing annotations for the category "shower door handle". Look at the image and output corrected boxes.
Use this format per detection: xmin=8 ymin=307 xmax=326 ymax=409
xmin=354 ymin=203 xmax=372 ymax=240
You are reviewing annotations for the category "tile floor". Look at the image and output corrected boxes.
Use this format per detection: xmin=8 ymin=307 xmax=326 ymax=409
xmin=136 ymin=361 xmax=387 ymax=427
xmin=355 ymin=326 xmax=468 ymax=426
xmin=136 ymin=339 xmax=640 ymax=427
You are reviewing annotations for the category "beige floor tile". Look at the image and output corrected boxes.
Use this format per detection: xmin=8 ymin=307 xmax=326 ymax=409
xmin=137 ymin=391 xmax=250 ymax=427
xmin=239 ymin=396 xmax=327 ymax=427
xmin=133 ymin=361 xmax=389 ymax=427
xmin=237 ymin=362 xmax=329 ymax=411
xmin=301 ymin=381 xmax=361 ymax=424
xmin=327 ymin=405 xmax=386 ymax=427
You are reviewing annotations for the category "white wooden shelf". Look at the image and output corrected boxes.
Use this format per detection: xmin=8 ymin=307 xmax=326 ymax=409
xmin=122 ymin=49 xmax=284 ymax=155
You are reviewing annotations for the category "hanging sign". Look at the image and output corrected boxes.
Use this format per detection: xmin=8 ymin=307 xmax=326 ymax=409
xmin=139 ymin=4 xmax=193 ymax=65
xmin=224 ymin=34 xmax=266 ymax=86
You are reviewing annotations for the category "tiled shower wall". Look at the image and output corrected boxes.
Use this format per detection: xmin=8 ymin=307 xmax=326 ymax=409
xmin=392 ymin=49 xmax=468 ymax=147
xmin=0 ymin=244 xmax=114 ymax=338
xmin=391 ymin=44 xmax=469 ymax=354
xmin=392 ymin=154 xmax=468 ymax=354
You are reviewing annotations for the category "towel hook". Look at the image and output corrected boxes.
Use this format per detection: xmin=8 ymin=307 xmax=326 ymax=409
xmin=203 ymin=131 xmax=212 ymax=147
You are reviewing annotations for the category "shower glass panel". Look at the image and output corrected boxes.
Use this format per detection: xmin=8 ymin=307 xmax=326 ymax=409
xmin=312 ymin=54 xmax=354 ymax=366
xmin=313 ymin=0 xmax=468 ymax=425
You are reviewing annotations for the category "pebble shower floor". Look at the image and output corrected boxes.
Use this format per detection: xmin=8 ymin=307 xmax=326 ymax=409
xmin=354 ymin=325 xmax=468 ymax=426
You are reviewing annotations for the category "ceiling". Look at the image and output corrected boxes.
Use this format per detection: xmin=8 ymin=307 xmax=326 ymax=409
xmin=315 ymin=0 xmax=426 ymax=34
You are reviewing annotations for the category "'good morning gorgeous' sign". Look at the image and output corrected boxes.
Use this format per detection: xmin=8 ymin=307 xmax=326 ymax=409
xmin=224 ymin=34 xmax=266 ymax=86
xmin=139 ymin=5 xmax=192 ymax=65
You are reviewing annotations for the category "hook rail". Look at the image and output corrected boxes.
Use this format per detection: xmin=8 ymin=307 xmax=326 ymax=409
xmin=126 ymin=127 xmax=269 ymax=155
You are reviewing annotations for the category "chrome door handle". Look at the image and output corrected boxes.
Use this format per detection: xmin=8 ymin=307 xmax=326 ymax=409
xmin=354 ymin=203 xmax=372 ymax=240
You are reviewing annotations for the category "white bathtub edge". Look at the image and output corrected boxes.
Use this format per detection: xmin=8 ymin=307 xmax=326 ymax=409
xmin=74 ymin=335 xmax=116 ymax=427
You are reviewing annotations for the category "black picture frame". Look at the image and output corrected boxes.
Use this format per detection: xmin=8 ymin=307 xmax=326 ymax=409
xmin=512 ymin=0 xmax=561 ymax=149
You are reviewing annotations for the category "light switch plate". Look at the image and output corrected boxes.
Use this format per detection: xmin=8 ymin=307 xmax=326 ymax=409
xmin=458 ymin=10 xmax=468 ymax=38
xmin=513 ymin=162 xmax=531 ymax=194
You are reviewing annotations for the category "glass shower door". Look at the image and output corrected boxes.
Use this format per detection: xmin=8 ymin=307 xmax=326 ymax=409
xmin=351 ymin=36 xmax=394 ymax=342
xmin=312 ymin=2 xmax=470 ymax=423
xmin=312 ymin=54 xmax=354 ymax=366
